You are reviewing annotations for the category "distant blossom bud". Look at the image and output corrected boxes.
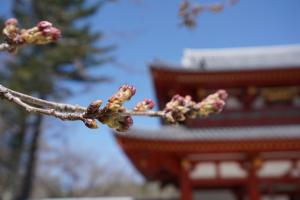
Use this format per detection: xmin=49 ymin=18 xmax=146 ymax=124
xmin=162 ymin=90 xmax=228 ymax=123
xmin=172 ymin=94 xmax=185 ymax=105
xmin=3 ymin=18 xmax=20 ymax=43
xmin=2 ymin=18 xmax=62 ymax=53
xmin=197 ymin=90 xmax=227 ymax=116
xmin=37 ymin=21 xmax=52 ymax=30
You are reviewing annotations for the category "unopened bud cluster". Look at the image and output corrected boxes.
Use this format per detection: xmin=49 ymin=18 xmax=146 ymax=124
xmin=83 ymin=85 xmax=139 ymax=132
xmin=163 ymin=90 xmax=228 ymax=123
xmin=179 ymin=0 xmax=239 ymax=28
xmin=134 ymin=98 xmax=155 ymax=112
xmin=98 ymin=85 xmax=136 ymax=132
xmin=106 ymin=84 xmax=136 ymax=112
xmin=197 ymin=90 xmax=228 ymax=116
xmin=2 ymin=18 xmax=61 ymax=53
xmin=179 ymin=0 xmax=201 ymax=28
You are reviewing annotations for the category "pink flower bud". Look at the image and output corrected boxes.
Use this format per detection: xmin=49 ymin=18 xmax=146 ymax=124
xmin=172 ymin=94 xmax=185 ymax=105
xmin=217 ymin=90 xmax=228 ymax=100
xmin=42 ymin=27 xmax=61 ymax=40
xmin=5 ymin=18 xmax=18 ymax=26
xmin=37 ymin=21 xmax=52 ymax=30
xmin=212 ymin=99 xmax=225 ymax=112
xmin=134 ymin=98 xmax=155 ymax=111
xmin=144 ymin=98 xmax=155 ymax=109
xmin=120 ymin=84 xmax=136 ymax=96
xmin=50 ymin=27 xmax=61 ymax=40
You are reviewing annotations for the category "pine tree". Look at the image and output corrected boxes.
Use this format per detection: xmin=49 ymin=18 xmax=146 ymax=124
xmin=0 ymin=1 xmax=113 ymax=199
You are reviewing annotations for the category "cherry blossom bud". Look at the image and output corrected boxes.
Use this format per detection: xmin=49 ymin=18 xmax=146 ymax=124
xmin=162 ymin=90 xmax=228 ymax=123
xmin=37 ymin=21 xmax=52 ymax=30
xmin=212 ymin=99 xmax=225 ymax=112
xmin=105 ymin=85 xmax=136 ymax=112
xmin=20 ymin=20 xmax=61 ymax=45
xmin=217 ymin=89 xmax=228 ymax=100
xmin=119 ymin=84 xmax=136 ymax=100
xmin=87 ymin=99 xmax=102 ymax=114
xmin=41 ymin=27 xmax=61 ymax=40
xmin=134 ymin=98 xmax=155 ymax=111
xmin=3 ymin=18 xmax=20 ymax=42
xmin=172 ymin=94 xmax=185 ymax=105
xmin=84 ymin=119 xmax=98 ymax=129
xmin=196 ymin=90 xmax=227 ymax=116
xmin=2 ymin=18 xmax=62 ymax=52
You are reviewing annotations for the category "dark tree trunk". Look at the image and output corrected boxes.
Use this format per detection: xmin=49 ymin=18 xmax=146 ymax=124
xmin=7 ymin=114 xmax=27 ymax=199
xmin=15 ymin=114 xmax=43 ymax=200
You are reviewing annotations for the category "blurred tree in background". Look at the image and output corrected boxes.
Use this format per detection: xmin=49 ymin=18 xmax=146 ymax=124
xmin=0 ymin=0 xmax=113 ymax=199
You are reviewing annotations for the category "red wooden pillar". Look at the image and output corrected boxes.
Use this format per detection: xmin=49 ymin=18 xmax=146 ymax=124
xmin=246 ymin=156 xmax=262 ymax=200
xmin=180 ymin=160 xmax=192 ymax=200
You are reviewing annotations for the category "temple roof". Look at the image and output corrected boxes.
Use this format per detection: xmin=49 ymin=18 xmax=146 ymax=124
xmin=117 ymin=125 xmax=300 ymax=141
xmin=181 ymin=44 xmax=300 ymax=71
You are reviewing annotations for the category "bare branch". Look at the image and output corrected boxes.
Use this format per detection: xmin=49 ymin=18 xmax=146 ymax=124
xmin=125 ymin=110 xmax=164 ymax=117
xmin=0 ymin=86 xmax=84 ymax=121
xmin=0 ymin=84 xmax=86 ymax=113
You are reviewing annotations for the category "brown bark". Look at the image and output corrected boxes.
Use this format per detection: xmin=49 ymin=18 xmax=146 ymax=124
xmin=5 ymin=113 xmax=27 ymax=199
xmin=15 ymin=114 xmax=43 ymax=200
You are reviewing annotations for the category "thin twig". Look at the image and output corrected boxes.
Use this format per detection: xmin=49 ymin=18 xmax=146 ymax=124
xmin=0 ymin=84 xmax=86 ymax=113
xmin=124 ymin=110 xmax=164 ymax=117
xmin=0 ymin=88 xmax=84 ymax=121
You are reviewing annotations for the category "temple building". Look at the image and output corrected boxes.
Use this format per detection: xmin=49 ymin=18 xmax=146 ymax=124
xmin=115 ymin=44 xmax=300 ymax=200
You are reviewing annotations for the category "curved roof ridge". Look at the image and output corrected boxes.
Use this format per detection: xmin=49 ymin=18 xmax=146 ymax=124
xmin=181 ymin=44 xmax=300 ymax=71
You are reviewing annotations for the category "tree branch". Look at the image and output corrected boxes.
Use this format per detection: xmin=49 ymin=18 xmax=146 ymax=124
xmin=0 ymin=84 xmax=165 ymax=123
xmin=1 ymin=85 xmax=86 ymax=112
xmin=0 ymin=86 xmax=84 ymax=121
xmin=125 ymin=110 xmax=165 ymax=117
xmin=0 ymin=81 xmax=227 ymax=131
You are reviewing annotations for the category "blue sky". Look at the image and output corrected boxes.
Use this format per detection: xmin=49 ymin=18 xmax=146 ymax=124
xmin=1 ymin=0 xmax=300 ymax=182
